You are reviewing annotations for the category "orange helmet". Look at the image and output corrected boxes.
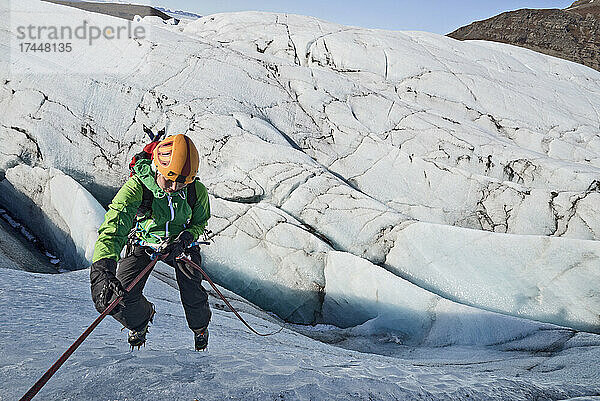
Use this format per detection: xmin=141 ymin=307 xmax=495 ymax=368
xmin=153 ymin=134 xmax=199 ymax=184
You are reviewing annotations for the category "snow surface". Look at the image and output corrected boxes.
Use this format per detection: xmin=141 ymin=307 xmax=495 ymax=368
xmin=1 ymin=1 xmax=600 ymax=398
xmin=0 ymin=215 xmax=58 ymax=273
xmin=2 ymin=266 xmax=600 ymax=401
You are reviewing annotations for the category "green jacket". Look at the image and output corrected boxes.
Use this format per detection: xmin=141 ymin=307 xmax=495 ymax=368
xmin=92 ymin=159 xmax=210 ymax=263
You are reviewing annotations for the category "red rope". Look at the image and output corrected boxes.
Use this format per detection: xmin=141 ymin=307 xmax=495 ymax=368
xmin=20 ymin=253 xmax=281 ymax=400
xmin=20 ymin=256 xmax=162 ymax=401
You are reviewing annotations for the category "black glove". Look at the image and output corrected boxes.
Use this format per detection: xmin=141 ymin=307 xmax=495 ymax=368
xmin=90 ymin=258 xmax=125 ymax=313
xmin=162 ymin=231 xmax=194 ymax=265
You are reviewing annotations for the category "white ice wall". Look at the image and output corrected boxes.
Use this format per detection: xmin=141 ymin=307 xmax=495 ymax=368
xmin=0 ymin=165 xmax=106 ymax=269
xmin=1 ymin=0 xmax=599 ymax=333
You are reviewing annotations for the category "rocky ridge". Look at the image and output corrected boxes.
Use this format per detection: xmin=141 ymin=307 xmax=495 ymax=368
xmin=448 ymin=0 xmax=600 ymax=72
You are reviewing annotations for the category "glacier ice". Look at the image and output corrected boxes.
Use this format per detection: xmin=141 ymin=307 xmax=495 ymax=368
xmin=1 ymin=1 xmax=600 ymax=398
xmin=0 ymin=165 xmax=106 ymax=269
xmin=1 ymin=0 xmax=600 ymax=340
xmin=386 ymin=222 xmax=600 ymax=332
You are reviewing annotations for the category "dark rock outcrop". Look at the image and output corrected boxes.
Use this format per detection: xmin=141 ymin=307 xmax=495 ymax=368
xmin=41 ymin=0 xmax=174 ymax=21
xmin=448 ymin=0 xmax=600 ymax=72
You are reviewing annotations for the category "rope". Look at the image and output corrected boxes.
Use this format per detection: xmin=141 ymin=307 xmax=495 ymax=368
xmin=179 ymin=256 xmax=283 ymax=337
xmin=21 ymin=249 xmax=281 ymax=400
xmin=19 ymin=256 xmax=163 ymax=401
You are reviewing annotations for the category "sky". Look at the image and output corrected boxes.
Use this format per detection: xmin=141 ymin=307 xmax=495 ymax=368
xmin=151 ymin=0 xmax=575 ymax=34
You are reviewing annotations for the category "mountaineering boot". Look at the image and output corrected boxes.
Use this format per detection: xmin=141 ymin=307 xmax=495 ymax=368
xmin=128 ymin=304 xmax=155 ymax=350
xmin=193 ymin=327 xmax=209 ymax=351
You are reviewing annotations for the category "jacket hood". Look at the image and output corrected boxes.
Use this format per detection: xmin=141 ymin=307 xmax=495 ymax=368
xmin=133 ymin=158 xmax=168 ymax=198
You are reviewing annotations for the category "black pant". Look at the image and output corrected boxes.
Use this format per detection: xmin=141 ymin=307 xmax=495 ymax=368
xmin=108 ymin=245 xmax=211 ymax=332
